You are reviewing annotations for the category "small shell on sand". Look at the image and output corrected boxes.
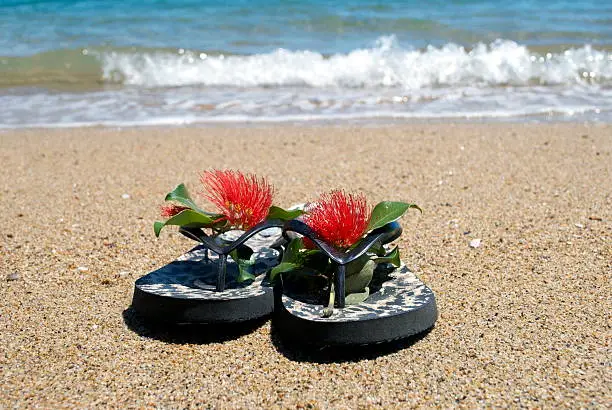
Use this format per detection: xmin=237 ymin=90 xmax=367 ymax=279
xmin=6 ymin=272 xmax=20 ymax=281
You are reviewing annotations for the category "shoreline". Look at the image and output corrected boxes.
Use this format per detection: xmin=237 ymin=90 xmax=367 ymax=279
xmin=1 ymin=123 xmax=610 ymax=407
xmin=2 ymin=117 xmax=611 ymax=132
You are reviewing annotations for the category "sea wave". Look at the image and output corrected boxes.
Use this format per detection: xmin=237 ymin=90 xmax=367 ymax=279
xmin=2 ymin=37 xmax=612 ymax=126
xmin=1 ymin=37 xmax=611 ymax=89
xmin=101 ymin=37 xmax=612 ymax=88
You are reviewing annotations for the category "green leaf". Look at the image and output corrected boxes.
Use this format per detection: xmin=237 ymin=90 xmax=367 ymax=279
xmin=367 ymin=201 xmax=422 ymax=231
xmin=345 ymin=258 xmax=375 ymax=294
xmin=270 ymin=262 xmax=300 ymax=282
xmin=279 ymin=267 xmax=327 ymax=292
xmin=270 ymin=237 xmax=332 ymax=285
xmin=269 ymin=238 xmax=304 ymax=282
xmin=367 ymin=241 xmax=387 ymax=256
xmin=211 ymin=219 xmax=231 ymax=232
xmin=236 ymin=268 xmax=256 ymax=283
xmin=165 ymin=183 xmax=218 ymax=216
xmin=344 ymin=254 xmax=374 ymax=305
xmin=345 ymin=288 xmax=370 ymax=305
xmin=230 ymin=247 xmax=256 ymax=283
xmin=153 ymin=221 xmax=165 ymax=237
xmin=154 ymin=209 xmax=219 ymax=237
xmin=266 ymin=206 xmax=304 ymax=221
xmin=373 ymin=246 xmax=401 ymax=267
xmin=281 ymin=238 xmax=305 ymax=264
xmin=345 ymin=254 xmax=370 ymax=276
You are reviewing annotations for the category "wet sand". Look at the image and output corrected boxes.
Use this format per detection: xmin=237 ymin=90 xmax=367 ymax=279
xmin=1 ymin=124 xmax=610 ymax=408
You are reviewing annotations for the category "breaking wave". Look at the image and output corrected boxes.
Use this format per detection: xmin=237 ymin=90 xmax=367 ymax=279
xmin=1 ymin=37 xmax=611 ymax=89
xmin=2 ymin=37 xmax=612 ymax=126
xmin=100 ymin=37 xmax=612 ymax=88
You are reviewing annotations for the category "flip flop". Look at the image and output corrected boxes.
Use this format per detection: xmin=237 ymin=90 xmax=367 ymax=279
xmin=132 ymin=170 xmax=302 ymax=324
xmin=273 ymin=220 xmax=438 ymax=345
xmin=131 ymin=220 xmax=284 ymax=324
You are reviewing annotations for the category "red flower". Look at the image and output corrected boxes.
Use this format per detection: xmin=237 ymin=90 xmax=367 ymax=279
xmin=200 ymin=169 xmax=273 ymax=229
xmin=160 ymin=204 xmax=189 ymax=218
xmin=304 ymin=190 xmax=371 ymax=249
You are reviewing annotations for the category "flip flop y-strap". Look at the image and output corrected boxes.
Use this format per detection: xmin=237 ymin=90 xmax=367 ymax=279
xmin=281 ymin=220 xmax=402 ymax=308
xmin=180 ymin=219 xmax=285 ymax=291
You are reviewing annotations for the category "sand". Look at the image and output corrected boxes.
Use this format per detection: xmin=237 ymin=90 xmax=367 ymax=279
xmin=1 ymin=123 xmax=610 ymax=408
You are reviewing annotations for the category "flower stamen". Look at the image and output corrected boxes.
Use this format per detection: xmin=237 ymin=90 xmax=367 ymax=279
xmin=200 ymin=169 xmax=274 ymax=230
xmin=160 ymin=204 xmax=189 ymax=218
xmin=304 ymin=190 xmax=371 ymax=249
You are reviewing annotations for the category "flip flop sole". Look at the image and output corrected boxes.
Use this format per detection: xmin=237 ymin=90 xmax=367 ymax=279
xmin=273 ymin=265 xmax=437 ymax=345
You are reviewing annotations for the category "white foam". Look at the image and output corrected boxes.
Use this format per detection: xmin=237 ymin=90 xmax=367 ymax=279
xmin=100 ymin=37 xmax=612 ymax=88
xmin=1 ymin=81 xmax=611 ymax=128
xmin=2 ymin=38 xmax=612 ymax=127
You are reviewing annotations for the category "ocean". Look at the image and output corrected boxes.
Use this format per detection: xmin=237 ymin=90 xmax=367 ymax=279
xmin=1 ymin=0 xmax=611 ymax=127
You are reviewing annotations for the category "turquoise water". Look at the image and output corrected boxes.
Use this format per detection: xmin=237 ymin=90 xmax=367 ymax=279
xmin=1 ymin=0 xmax=612 ymax=126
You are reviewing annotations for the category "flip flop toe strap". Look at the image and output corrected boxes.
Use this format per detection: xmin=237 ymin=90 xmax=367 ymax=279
xmin=282 ymin=220 xmax=402 ymax=308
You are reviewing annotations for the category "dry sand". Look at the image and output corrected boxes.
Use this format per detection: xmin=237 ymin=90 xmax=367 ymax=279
xmin=1 ymin=123 xmax=610 ymax=408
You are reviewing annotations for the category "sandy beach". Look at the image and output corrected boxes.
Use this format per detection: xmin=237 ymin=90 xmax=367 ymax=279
xmin=1 ymin=123 xmax=610 ymax=408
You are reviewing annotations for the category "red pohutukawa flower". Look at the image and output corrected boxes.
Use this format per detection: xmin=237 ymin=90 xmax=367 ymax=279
xmin=200 ymin=169 xmax=273 ymax=230
xmin=160 ymin=204 xmax=189 ymax=218
xmin=304 ymin=190 xmax=371 ymax=249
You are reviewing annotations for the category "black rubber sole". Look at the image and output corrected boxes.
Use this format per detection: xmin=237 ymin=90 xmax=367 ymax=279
xmin=131 ymin=284 xmax=274 ymax=324
xmin=272 ymin=286 xmax=438 ymax=346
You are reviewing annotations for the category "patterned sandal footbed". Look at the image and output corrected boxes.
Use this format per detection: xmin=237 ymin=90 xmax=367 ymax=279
xmin=273 ymin=265 xmax=438 ymax=345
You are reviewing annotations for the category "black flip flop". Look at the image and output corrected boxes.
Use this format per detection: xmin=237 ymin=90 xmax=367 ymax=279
xmin=273 ymin=220 xmax=437 ymax=345
xmin=131 ymin=220 xmax=284 ymax=324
